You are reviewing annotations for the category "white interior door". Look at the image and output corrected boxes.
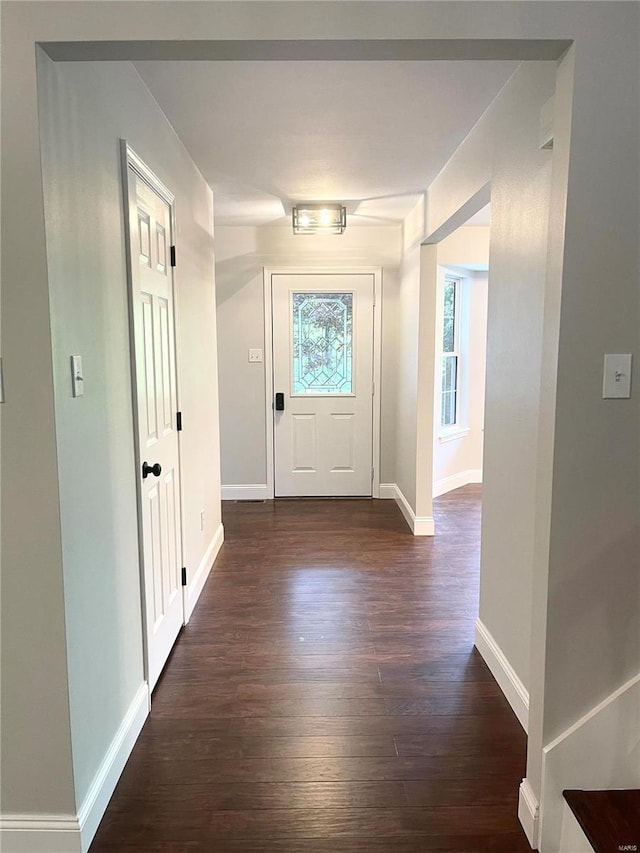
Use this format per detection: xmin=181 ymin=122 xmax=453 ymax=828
xmin=126 ymin=158 xmax=184 ymax=691
xmin=272 ymin=273 xmax=375 ymax=497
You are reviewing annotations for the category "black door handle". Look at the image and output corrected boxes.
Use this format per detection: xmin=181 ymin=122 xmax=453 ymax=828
xmin=275 ymin=392 xmax=285 ymax=411
xmin=142 ymin=461 xmax=162 ymax=479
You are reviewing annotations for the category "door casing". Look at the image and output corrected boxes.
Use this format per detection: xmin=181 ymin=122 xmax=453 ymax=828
xmin=120 ymin=141 xmax=188 ymax=692
xmin=263 ymin=267 xmax=382 ymax=500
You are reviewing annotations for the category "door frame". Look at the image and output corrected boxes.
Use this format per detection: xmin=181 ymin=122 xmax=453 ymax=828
xmin=263 ymin=266 xmax=382 ymax=499
xmin=120 ymin=141 xmax=187 ymax=691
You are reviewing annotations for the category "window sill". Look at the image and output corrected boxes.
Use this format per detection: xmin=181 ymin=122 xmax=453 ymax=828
xmin=439 ymin=427 xmax=470 ymax=443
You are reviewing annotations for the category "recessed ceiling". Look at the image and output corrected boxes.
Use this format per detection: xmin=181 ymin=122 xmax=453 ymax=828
xmin=135 ymin=61 xmax=517 ymax=226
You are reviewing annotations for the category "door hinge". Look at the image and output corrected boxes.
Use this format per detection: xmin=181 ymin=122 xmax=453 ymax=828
xmin=170 ymin=245 xmax=176 ymax=267
xmin=181 ymin=567 xmax=187 ymax=586
xmin=372 ymin=381 xmax=375 ymax=396
xmin=176 ymin=411 xmax=182 ymax=431
xmin=371 ymin=467 xmax=375 ymax=485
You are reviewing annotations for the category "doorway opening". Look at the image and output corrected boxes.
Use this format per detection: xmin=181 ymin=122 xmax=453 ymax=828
xmin=431 ymin=205 xmax=489 ymax=500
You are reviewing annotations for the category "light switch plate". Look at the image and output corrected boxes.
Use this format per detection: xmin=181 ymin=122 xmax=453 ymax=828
xmin=71 ymin=354 xmax=84 ymax=397
xmin=248 ymin=348 xmax=263 ymax=363
xmin=602 ymin=353 xmax=632 ymax=399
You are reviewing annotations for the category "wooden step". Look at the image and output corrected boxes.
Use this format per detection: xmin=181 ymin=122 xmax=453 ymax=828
xmin=563 ymin=790 xmax=640 ymax=853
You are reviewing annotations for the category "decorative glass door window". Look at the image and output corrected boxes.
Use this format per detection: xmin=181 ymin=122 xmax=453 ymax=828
xmin=441 ymin=277 xmax=460 ymax=427
xmin=291 ymin=291 xmax=354 ymax=394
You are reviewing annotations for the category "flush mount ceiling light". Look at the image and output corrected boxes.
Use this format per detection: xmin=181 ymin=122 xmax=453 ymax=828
xmin=292 ymin=203 xmax=347 ymax=235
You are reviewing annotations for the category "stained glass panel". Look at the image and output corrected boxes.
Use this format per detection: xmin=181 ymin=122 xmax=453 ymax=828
xmin=292 ymin=292 xmax=353 ymax=394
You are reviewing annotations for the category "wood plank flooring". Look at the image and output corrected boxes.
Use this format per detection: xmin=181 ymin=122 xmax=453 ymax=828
xmin=90 ymin=486 xmax=531 ymax=852
xmin=563 ymin=789 xmax=640 ymax=852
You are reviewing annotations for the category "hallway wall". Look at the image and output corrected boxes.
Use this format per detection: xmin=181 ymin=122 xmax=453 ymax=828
xmin=215 ymin=224 xmax=402 ymax=490
xmin=392 ymin=198 xmax=425 ymax=513
xmin=36 ymin=56 xmax=221 ymax=813
xmin=427 ymin=61 xmax=555 ymax=703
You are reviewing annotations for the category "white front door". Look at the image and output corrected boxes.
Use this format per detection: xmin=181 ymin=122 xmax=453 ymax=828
xmin=272 ymin=273 xmax=375 ymax=497
xmin=126 ymin=159 xmax=184 ymax=690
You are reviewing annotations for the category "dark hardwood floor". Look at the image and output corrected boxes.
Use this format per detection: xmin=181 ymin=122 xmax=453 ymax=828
xmin=90 ymin=486 xmax=531 ymax=852
xmin=563 ymin=789 xmax=640 ymax=853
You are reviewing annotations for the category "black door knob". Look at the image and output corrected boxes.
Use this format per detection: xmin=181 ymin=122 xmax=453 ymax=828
xmin=142 ymin=461 xmax=162 ymax=479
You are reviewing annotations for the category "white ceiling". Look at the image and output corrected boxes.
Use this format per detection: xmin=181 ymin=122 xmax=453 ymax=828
xmin=135 ymin=61 xmax=517 ymax=226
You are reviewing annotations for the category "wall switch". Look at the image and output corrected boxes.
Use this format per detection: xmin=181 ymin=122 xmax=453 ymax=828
xmin=248 ymin=348 xmax=263 ymax=363
xmin=603 ymin=354 xmax=632 ymax=399
xmin=71 ymin=355 xmax=84 ymax=397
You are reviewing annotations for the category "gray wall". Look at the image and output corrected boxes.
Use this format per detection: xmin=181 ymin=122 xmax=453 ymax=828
xmin=431 ymin=62 xmax=555 ymax=693
xmin=36 ymin=55 xmax=221 ymax=809
xmin=215 ymin=224 xmax=402 ymax=487
xmin=540 ymin=31 xmax=639 ymax=743
xmin=393 ymin=203 xmax=424 ymax=511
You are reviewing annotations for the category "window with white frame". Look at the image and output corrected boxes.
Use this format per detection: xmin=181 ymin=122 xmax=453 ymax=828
xmin=441 ymin=276 xmax=460 ymax=428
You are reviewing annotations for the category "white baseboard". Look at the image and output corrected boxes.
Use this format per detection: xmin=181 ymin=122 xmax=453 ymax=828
xmin=378 ymin=483 xmax=435 ymax=536
xmin=378 ymin=483 xmax=396 ymax=499
xmin=78 ymin=682 xmax=149 ymax=850
xmin=0 ymin=815 xmax=81 ymax=853
xmin=0 ymin=683 xmax=150 ymax=853
xmin=221 ymin=484 xmax=270 ymax=500
xmin=433 ymin=468 xmax=482 ymax=498
xmin=186 ymin=522 xmax=224 ymax=621
xmin=474 ymin=618 xmax=529 ymax=731
xmin=518 ymin=778 xmax=540 ymax=849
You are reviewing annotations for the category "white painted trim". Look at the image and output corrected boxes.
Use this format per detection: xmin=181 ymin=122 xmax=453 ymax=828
xmin=263 ymin=268 xmax=275 ymax=499
xmin=185 ymin=522 xmax=224 ymax=621
xmin=544 ymin=670 xmax=640 ymax=754
xmin=0 ymin=815 xmax=81 ymax=853
xmin=378 ymin=483 xmax=435 ymax=536
xmin=413 ymin=514 xmax=436 ymax=536
xmin=518 ymin=778 xmax=540 ymax=849
xmin=438 ymin=426 xmax=470 ymax=443
xmin=378 ymin=483 xmax=397 ymax=500
xmin=78 ymin=682 xmax=149 ymax=851
xmin=475 ymin=618 xmax=529 ymax=731
xmin=125 ymin=145 xmax=175 ymax=206
xmin=433 ymin=468 xmax=482 ymax=498
xmin=371 ymin=269 xmax=383 ymax=499
xmin=263 ymin=267 xmax=382 ymax=499
xmin=1 ymin=683 xmax=150 ymax=853
xmin=221 ymin=484 xmax=270 ymax=501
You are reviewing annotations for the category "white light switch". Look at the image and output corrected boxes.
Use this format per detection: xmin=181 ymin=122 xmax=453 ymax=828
xmin=248 ymin=348 xmax=263 ymax=363
xmin=71 ymin=355 xmax=84 ymax=397
xmin=602 ymin=353 xmax=632 ymax=399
